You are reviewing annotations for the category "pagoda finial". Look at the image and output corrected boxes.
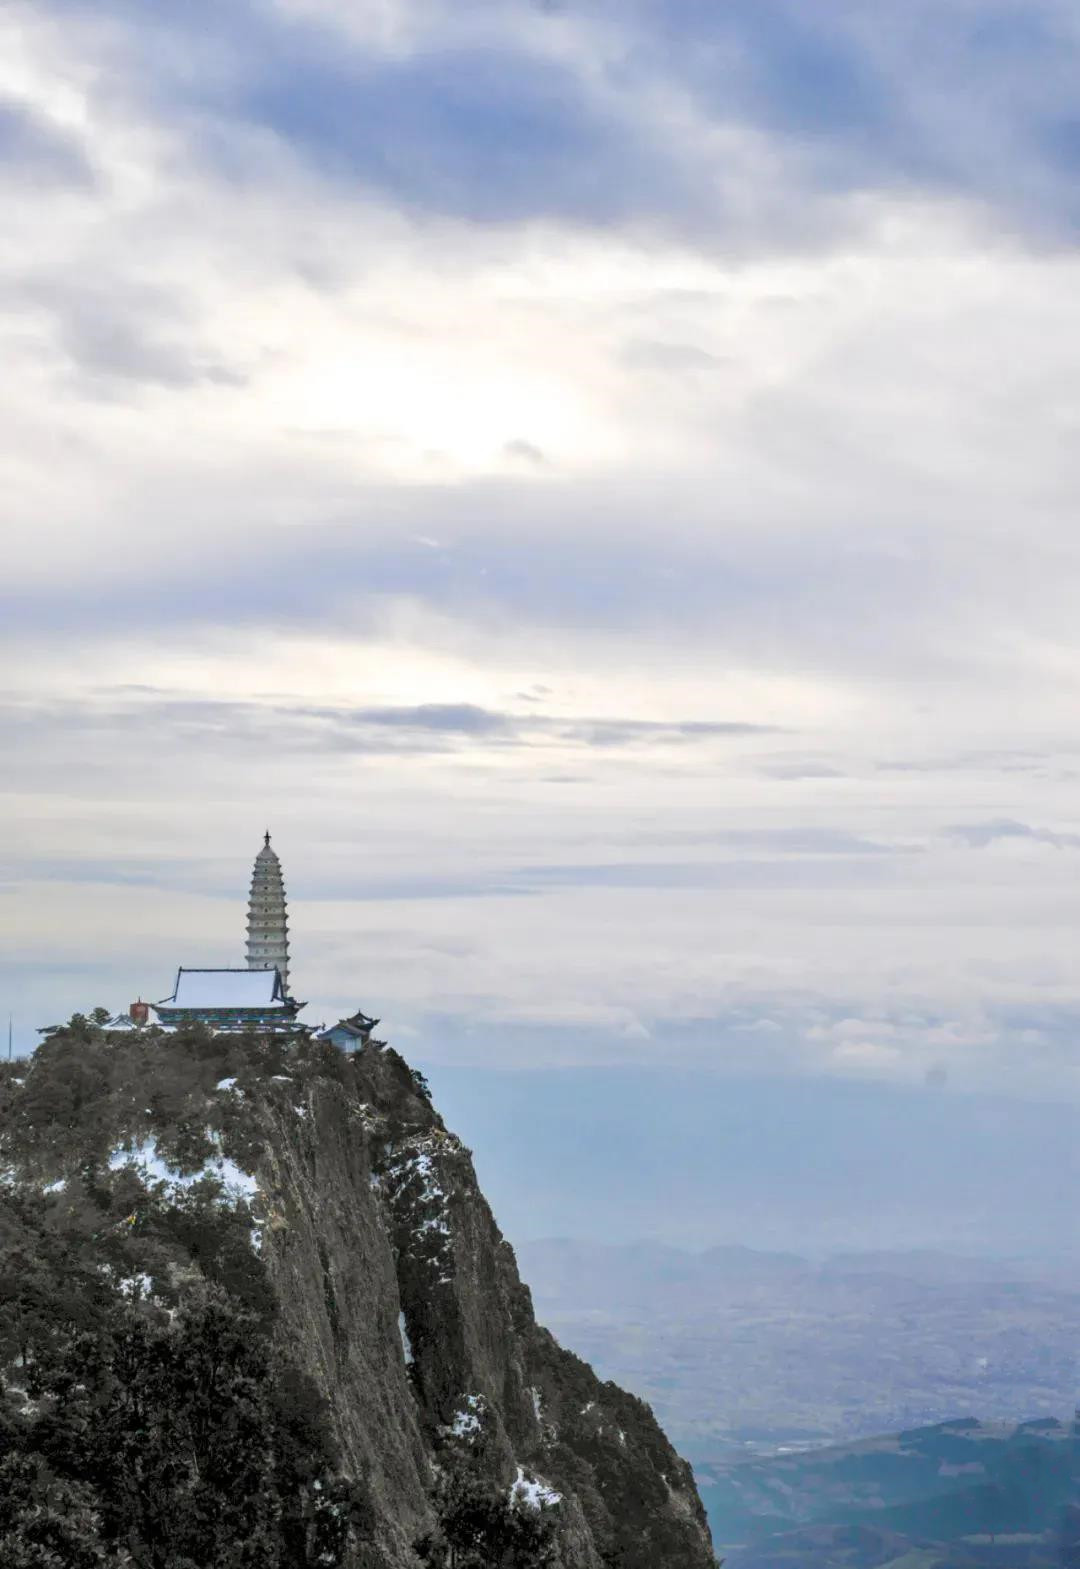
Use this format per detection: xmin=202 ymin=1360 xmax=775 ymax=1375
xmin=264 ymin=829 xmax=271 ymax=847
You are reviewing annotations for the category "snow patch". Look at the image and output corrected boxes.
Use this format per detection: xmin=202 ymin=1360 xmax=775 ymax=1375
xmin=398 ymin=1311 xmax=414 ymax=1366
xmin=118 ymin=1273 xmax=154 ymax=1300
xmin=448 ymin=1393 xmax=486 ymax=1438
xmin=215 ymin=1077 xmax=237 ymax=1092
xmin=8 ymin=1387 xmax=39 ymax=1417
xmin=108 ymin=1137 xmax=258 ymax=1200
xmin=510 ymin=1467 xmax=562 ymax=1510
xmin=109 ymin=1138 xmax=175 ymax=1185
xmin=386 ymin=1136 xmax=454 ymax=1270
xmin=43 ymin=1178 xmax=66 ymax=1194
xmin=216 ymin=1158 xmax=258 ymax=1199
xmin=530 ymin=1386 xmax=542 ymax=1422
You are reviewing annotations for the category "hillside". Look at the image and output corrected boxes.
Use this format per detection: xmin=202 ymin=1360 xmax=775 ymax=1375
xmin=699 ymin=1417 xmax=1080 ymax=1568
xmin=0 ymin=1020 xmax=716 ymax=1568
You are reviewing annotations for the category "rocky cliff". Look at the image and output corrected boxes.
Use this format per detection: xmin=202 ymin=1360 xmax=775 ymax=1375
xmin=0 ymin=1021 xmax=717 ymax=1568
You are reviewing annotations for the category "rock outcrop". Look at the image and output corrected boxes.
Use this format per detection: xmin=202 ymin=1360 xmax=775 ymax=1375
xmin=0 ymin=1023 xmax=717 ymax=1568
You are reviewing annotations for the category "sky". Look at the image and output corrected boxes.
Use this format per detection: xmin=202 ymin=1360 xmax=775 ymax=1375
xmin=7 ymin=2 xmax=1080 ymax=1244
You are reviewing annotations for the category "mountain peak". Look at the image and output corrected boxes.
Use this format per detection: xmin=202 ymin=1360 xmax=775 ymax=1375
xmin=0 ymin=1020 xmax=717 ymax=1568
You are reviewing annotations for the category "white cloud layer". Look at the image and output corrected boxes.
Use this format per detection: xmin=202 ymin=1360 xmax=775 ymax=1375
xmin=6 ymin=0 xmax=1080 ymax=1101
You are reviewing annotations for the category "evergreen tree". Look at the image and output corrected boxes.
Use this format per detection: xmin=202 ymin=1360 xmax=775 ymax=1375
xmin=0 ymin=1206 xmax=368 ymax=1567
xmin=416 ymin=1459 xmax=557 ymax=1568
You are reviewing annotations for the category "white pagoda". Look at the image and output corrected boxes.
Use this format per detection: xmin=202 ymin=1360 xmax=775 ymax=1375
xmin=246 ymin=830 xmax=290 ymax=990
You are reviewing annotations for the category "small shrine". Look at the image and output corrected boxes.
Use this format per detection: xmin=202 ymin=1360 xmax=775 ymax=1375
xmin=317 ymin=1010 xmax=381 ymax=1050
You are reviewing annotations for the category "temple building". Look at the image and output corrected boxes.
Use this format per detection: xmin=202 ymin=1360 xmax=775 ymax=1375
xmin=317 ymin=1009 xmax=381 ymax=1050
xmin=151 ymin=833 xmax=304 ymax=1032
xmin=154 ymin=967 xmax=302 ymax=1032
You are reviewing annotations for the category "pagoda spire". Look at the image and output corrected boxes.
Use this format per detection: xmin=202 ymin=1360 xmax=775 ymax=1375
xmin=246 ymin=832 xmax=290 ymax=992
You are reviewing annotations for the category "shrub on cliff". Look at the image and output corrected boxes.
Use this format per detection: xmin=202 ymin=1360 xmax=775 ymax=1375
xmin=0 ymin=1179 xmax=369 ymax=1568
xmin=415 ymin=1458 xmax=557 ymax=1568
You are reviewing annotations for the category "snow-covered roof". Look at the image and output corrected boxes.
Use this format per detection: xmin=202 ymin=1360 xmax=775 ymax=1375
xmin=162 ymin=968 xmax=285 ymax=1008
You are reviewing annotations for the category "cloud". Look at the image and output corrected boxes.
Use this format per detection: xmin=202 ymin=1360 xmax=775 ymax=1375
xmin=242 ymin=42 xmax=694 ymax=226
xmin=506 ymin=857 xmax=904 ymax=892
xmin=28 ymin=0 xmax=1080 ymax=251
xmin=948 ymin=819 xmax=1080 ymax=851
xmin=503 ymin=439 xmax=550 ymax=467
xmin=0 ymin=689 xmax=777 ymax=760
xmin=21 ymin=280 xmax=247 ymax=391
xmin=6 ymin=0 xmax=1080 ymax=1113
xmin=621 ymin=340 xmax=724 ymax=375
xmin=0 ymin=96 xmax=94 ymax=184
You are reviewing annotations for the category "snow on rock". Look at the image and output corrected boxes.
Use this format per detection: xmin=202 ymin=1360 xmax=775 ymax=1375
xmin=43 ymin=1178 xmax=66 ymax=1194
xmin=8 ymin=1386 xmax=39 ymax=1417
xmin=109 ymin=1138 xmax=175 ymax=1185
xmin=118 ymin=1273 xmax=154 ymax=1300
xmin=398 ymin=1311 xmax=414 ymax=1366
xmin=108 ymin=1136 xmax=258 ymax=1201
xmin=215 ymin=1077 xmax=238 ymax=1092
xmin=384 ymin=1135 xmax=454 ymax=1269
xmin=510 ymin=1467 xmax=562 ymax=1510
xmin=403 ymin=1149 xmax=444 ymax=1202
xmin=215 ymin=1157 xmax=258 ymax=1199
xmin=447 ymin=1393 xmax=486 ymax=1438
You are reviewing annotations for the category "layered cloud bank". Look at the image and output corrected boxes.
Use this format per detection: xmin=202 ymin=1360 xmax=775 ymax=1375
xmin=5 ymin=1 xmax=1080 ymax=1097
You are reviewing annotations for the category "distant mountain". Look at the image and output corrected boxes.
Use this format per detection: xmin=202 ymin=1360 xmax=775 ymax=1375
xmin=697 ymin=1417 xmax=1080 ymax=1568
xmin=516 ymin=1238 xmax=811 ymax=1319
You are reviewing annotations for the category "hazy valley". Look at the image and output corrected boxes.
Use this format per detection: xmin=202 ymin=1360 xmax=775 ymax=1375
xmin=518 ymin=1241 xmax=1080 ymax=1565
xmin=519 ymin=1239 xmax=1080 ymax=1449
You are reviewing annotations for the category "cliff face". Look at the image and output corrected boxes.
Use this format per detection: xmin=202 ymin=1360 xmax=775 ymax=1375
xmin=0 ymin=1025 xmax=716 ymax=1569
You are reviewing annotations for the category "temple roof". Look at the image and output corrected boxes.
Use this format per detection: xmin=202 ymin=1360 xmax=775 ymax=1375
xmin=161 ymin=968 xmax=287 ymax=1008
xmin=317 ymin=1009 xmax=379 ymax=1042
